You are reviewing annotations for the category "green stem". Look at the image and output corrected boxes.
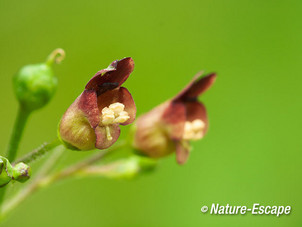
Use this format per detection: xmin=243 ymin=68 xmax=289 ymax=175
xmin=0 ymin=106 xmax=31 ymax=212
xmin=0 ymin=145 xmax=65 ymax=220
xmin=14 ymin=139 xmax=61 ymax=165
xmin=42 ymin=141 xmax=127 ymax=185
xmin=6 ymin=106 xmax=31 ymax=162
xmin=0 ymin=139 xmax=61 ymax=207
xmin=1 ymin=141 xmax=127 ymax=219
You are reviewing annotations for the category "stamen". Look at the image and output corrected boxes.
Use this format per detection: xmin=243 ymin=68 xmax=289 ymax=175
xmin=101 ymin=107 xmax=115 ymax=125
xmin=115 ymin=111 xmax=130 ymax=123
xmin=191 ymin=119 xmax=205 ymax=132
xmin=109 ymin=103 xmax=125 ymax=116
xmin=183 ymin=119 xmax=205 ymax=141
xmin=100 ymin=102 xmax=130 ymax=126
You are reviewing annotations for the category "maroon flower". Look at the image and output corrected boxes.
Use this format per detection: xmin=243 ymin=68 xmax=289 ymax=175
xmin=133 ymin=72 xmax=216 ymax=164
xmin=59 ymin=57 xmax=136 ymax=150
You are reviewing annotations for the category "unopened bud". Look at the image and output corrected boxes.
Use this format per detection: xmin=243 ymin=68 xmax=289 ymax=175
xmin=12 ymin=162 xmax=31 ymax=183
xmin=13 ymin=48 xmax=65 ymax=111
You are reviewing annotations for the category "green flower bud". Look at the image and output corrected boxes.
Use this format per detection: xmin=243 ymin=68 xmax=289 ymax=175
xmin=0 ymin=156 xmax=13 ymax=187
xmin=12 ymin=162 xmax=31 ymax=183
xmin=13 ymin=49 xmax=65 ymax=111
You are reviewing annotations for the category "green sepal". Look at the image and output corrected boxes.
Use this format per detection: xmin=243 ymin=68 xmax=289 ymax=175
xmin=0 ymin=156 xmax=13 ymax=187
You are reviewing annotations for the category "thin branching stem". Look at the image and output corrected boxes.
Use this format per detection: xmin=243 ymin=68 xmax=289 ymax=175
xmin=41 ymin=141 xmax=127 ymax=184
xmin=1 ymin=141 xmax=127 ymax=220
xmin=14 ymin=139 xmax=61 ymax=165
xmin=0 ymin=106 xmax=31 ymax=210
xmin=0 ymin=145 xmax=66 ymax=220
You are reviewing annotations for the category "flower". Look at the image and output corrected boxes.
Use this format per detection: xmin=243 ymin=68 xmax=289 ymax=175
xmin=59 ymin=57 xmax=136 ymax=150
xmin=133 ymin=72 xmax=216 ymax=164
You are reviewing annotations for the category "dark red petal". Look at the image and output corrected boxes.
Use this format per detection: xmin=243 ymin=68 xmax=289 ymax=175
xmin=175 ymin=141 xmax=190 ymax=165
xmin=119 ymin=87 xmax=136 ymax=125
xmin=97 ymin=87 xmax=136 ymax=125
xmin=95 ymin=124 xmax=120 ymax=149
xmin=162 ymin=101 xmax=186 ymax=140
xmin=174 ymin=72 xmax=216 ymax=101
xmin=185 ymin=101 xmax=209 ymax=134
xmin=173 ymin=71 xmax=203 ymax=100
xmin=78 ymin=90 xmax=100 ymax=128
xmin=85 ymin=57 xmax=134 ymax=94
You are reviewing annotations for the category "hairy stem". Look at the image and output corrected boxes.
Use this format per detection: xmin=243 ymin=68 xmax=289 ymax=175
xmin=14 ymin=139 xmax=61 ymax=165
xmin=42 ymin=141 xmax=127 ymax=184
xmin=1 ymin=141 xmax=127 ymax=220
xmin=0 ymin=145 xmax=65 ymax=220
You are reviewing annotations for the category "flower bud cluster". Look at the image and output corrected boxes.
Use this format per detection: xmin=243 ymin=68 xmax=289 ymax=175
xmin=0 ymin=156 xmax=31 ymax=187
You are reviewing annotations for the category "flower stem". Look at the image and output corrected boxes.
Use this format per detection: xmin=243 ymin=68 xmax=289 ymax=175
xmin=0 ymin=145 xmax=65 ymax=220
xmin=42 ymin=141 xmax=127 ymax=184
xmin=1 ymin=141 xmax=127 ymax=220
xmin=0 ymin=139 xmax=61 ymax=204
xmin=6 ymin=106 xmax=31 ymax=162
xmin=0 ymin=106 xmax=31 ymax=210
xmin=14 ymin=139 xmax=61 ymax=165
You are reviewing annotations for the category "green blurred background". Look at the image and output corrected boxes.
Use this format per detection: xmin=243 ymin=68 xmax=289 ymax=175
xmin=0 ymin=0 xmax=301 ymax=226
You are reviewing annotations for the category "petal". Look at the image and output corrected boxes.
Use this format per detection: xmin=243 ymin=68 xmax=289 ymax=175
xmin=95 ymin=124 xmax=121 ymax=149
xmin=185 ymin=101 xmax=209 ymax=134
xmin=173 ymin=71 xmax=204 ymax=100
xmin=85 ymin=57 xmax=134 ymax=95
xmin=118 ymin=87 xmax=136 ymax=125
xmin=97 ymin=87 xmax=136 ymax=125
xmin=175 ymin=141 xmax=190 ymax=165
xmin=134 ymin=104 xmax=175 ymax=158
xmin=174 ymin=72 xmax=216 ymax=101
xmin=162 ymin=101 xmax=186 ymax=140
xmin=78 ymin=90 xmax=100 ymax=128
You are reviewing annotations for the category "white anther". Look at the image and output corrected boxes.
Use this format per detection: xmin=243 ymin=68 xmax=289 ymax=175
xmin=119 ymin=111 xmax=128 ymax=116
xmin=109 ymin=103 xmax=125 ymax=116
xmin=183 ymin=119 xmax=205 ymax=141
xmin=184 ymin=121 xmax=192 ymax=131
xmin=115 ymin=111 xmax=130 ymax=123
xmin=100 ymin=102 xmax=130 ymax=127
xmin=102 ymin=115 xmax=115 ymax=125
xmin=191 ymin=119 xmax=205 ymax=132
xmin=102 ymin=107 xmax=114 ymax=116
xmin=101 ymin=107 xmax=115 ymax=125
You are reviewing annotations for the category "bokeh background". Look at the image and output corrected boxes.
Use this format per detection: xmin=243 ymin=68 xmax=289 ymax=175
xmin=0 ymin=0 xmax=301 ymax=226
